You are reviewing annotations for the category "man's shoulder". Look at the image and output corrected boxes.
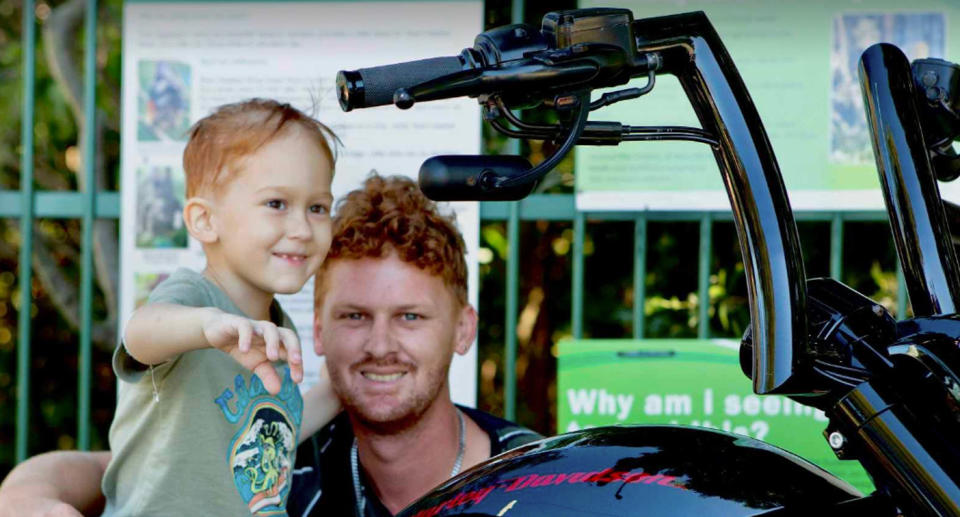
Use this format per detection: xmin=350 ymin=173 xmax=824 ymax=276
xmin=290 ymin=412 xmax=355 ymax=517
xmin=457 ymin=405 xmax=542 ymax=454
xmin=295 ymin=411 xmax=353 ymax=467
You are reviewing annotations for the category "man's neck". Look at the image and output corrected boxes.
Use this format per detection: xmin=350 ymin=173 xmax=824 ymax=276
xmin=353 ymin=400 xmax=480 ymax=515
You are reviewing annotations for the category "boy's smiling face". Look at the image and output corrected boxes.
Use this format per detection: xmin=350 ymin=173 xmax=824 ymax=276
xmin=203 ymin=127 xmax=334 ymax=306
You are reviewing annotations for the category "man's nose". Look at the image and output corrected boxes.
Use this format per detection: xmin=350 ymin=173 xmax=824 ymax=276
xmin=363 ymin=317 xmax=398 ymax=357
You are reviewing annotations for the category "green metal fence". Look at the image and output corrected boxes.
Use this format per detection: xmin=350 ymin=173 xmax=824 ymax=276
xmin=4 ymin=0 xmax=906 ymax=463
xmin=15 ymin=0 xmax=37 ymax=468
xmin=6 ymin=0 xmax=101 ymax=462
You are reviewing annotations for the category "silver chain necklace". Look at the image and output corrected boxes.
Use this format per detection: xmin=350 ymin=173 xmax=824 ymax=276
xmin=350 ymin=408 xmax=465 ymax=516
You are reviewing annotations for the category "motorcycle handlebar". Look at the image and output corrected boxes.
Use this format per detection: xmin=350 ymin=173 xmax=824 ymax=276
xmin=336 ymin=11 xmax=810 ymax=397
xmin=337 ymin=55 xmax=465 ymax=111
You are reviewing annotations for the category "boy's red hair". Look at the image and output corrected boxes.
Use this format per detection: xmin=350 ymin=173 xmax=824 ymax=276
xmin=183 ymin=98 xmax=338 ymax=197
xmin=316 ymin=174 xmax=468 ymax=307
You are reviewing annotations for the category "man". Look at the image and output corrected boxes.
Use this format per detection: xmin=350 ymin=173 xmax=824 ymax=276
xmin=0 ymin=174 xmax=540 ymax=517
xmin=289 ymin=174 xmax=539 ymax=516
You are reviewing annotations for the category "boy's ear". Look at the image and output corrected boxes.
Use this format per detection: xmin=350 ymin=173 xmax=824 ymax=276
xmin=453 ymin=304 xmax=478 ymax=356
xmin=183 ymin=197 xmax=218 ymax=244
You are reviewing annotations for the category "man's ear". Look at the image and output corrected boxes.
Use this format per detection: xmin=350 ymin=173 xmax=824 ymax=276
xmin=313 ymin=310 xmax=325 ymax=356
xmin=183 ymin=197 xmax=218 ymax=244
xmin=453 ymin=304 xmax=478 ymax=356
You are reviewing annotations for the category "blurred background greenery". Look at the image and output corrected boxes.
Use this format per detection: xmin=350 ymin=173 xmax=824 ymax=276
xmin=0 ymin=0 xmax=903 ymax=479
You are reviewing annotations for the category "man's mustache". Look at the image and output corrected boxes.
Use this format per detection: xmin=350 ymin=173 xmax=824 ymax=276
xmin=350 ymin=358 xmax=417 ymax=371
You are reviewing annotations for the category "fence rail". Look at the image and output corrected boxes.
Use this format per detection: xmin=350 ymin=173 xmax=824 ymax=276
xmin=4 ymin=182 xmax=905 ymax=457
xmin=16 ymin=0 xmax=37 ymax=467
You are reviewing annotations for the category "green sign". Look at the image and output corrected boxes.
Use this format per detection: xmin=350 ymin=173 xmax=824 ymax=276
xmin=557 ymin=339 xmax=874 ymax=494
xmin=575 ymin=0 xmax=960 ymax=210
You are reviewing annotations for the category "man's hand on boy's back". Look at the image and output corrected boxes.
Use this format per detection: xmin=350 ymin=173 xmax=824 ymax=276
xmin=0 ymin=451 xmax=109 ymax=517
xmin=201 ymin=309 xmax=304 ymax=394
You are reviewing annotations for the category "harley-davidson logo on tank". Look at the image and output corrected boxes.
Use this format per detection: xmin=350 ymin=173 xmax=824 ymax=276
xmin=410 ymin=468 xmax=688 ymax=517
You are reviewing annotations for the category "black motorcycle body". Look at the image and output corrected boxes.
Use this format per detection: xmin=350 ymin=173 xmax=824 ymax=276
xmin=400 ymin=426 xmax=862 ymax=517
xmin=339 ymin=8 xmax=960 ymax=517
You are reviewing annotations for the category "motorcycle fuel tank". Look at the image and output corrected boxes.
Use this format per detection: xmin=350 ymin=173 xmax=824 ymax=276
xmin=398 ymin=425 xmax=863 ymax=516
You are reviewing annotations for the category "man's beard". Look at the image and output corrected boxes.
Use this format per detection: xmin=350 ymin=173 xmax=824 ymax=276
xmin=331 ymin=359 xmax=451 ymax=435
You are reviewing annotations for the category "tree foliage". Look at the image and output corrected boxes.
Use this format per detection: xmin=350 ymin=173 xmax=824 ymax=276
xmin=1 ymin=0 xmax=123 ymax=477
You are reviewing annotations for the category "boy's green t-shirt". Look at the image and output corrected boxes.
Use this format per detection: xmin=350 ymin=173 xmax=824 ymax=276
xmin=102 ymin=268 xmax=304 ymax=516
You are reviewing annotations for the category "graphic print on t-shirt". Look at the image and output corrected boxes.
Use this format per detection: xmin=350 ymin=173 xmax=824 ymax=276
xmin=215 ymin=369 xmax=303 ymax=515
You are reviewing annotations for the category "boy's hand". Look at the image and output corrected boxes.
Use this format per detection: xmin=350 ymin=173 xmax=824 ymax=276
xmin=201 ymin=309 xmax=303 ymax=394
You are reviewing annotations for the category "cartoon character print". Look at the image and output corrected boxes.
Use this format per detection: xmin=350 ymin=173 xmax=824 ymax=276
xmin=232 ymin=405 xmax=295 ymax=513
xmin=216 ymin=368 xmax=303 ymax=515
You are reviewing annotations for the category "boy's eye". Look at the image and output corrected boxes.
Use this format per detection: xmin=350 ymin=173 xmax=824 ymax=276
xmin=310 ymin=204 xmax=329 ymax=215
xmin=266 ymin=199 xmax=286 ymax=210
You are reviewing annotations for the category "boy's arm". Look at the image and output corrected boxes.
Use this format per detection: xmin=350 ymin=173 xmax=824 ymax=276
xmin=123 ymin=303 xmax=220 ymax=364
xmin=124 ymin=303 xmax=303 ymax=394
xmin=299 ymin=364 xmax=341 ymax=444
xmin=0 ymin=451 xmax=111 ymax=517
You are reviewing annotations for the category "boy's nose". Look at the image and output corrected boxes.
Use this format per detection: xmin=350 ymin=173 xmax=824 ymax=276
xmin=286 ymin=212 xmax=312 ymax=240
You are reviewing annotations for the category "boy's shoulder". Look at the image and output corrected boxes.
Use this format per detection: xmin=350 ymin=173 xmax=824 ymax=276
xmin=149 ymin=268 xmax=294 ymax=330
xmin=148 ymin=268 xmax=226 ymax=310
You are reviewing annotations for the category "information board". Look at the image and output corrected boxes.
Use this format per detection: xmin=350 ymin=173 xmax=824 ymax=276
xmin=120 ymin=0 xmax=482 ymax=404
xmin=576 ymin=0 xmax=960 ymax=211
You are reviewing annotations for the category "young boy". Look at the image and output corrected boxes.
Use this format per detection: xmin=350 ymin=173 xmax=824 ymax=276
xmin=102 ymin=99 xmax=341 ymax=516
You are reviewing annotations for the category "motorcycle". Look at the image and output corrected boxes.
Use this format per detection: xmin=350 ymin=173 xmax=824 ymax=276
xmin=336 ymin=8 xmax=960 ymax=516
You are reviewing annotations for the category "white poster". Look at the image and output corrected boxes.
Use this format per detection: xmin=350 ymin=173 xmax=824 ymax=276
xmin=575 ymin=0 xmax=960 ymax=211
xmin=120 ymin=1 xmax=482 ymax=405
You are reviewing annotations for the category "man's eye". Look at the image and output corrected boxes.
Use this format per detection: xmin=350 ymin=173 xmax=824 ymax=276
xmin=401 ymin=313 xmax=421 ymax=321
xmin=346 ymin=313 xmax=365 ymax=320
xmin=310 ymin=204 xmax=329 ymax=215
xmin=266 ymin=199 xmax=286 ymax=210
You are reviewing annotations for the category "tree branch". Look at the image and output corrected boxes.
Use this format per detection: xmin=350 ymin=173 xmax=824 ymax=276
xmin=42 ymin=0 xmax=120 ymax=326
xmin=31 ymin=228 xmax=79 ymax=328
xmin=30 ymin=224 xmax=116 ymax=352
xmin=33 ymin=162 xmax=72 ymax=191
xmin=0 ymin=221 xmax=16 ymax=261
xmin=42 ymin=0 xmax=84 ymax=118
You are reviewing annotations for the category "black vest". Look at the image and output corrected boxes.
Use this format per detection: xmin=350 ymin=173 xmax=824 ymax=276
xmin=288 ymin=406 xmax=541 ymax=517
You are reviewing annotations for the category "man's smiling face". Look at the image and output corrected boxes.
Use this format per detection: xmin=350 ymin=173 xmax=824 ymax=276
xmin=315 ymin=253 xmax=475 ymax=431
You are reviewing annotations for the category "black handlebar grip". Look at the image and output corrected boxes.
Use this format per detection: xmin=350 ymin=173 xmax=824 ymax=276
xmin=419 ymin=155 xmax=537 ymax=201
xmin=337 ymin=56 xmax=465 ymax=111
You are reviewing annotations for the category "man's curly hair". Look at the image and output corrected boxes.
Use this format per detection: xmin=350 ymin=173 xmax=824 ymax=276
xmin=315 ymin=174 xmax=467 ymax=307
